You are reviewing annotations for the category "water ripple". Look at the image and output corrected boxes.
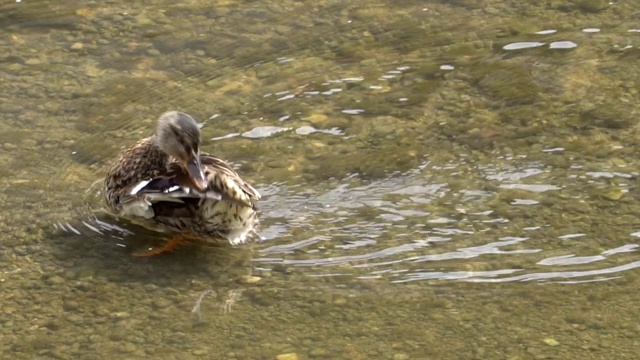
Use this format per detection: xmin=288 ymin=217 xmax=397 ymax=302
xmin=250 ymin=156 xmax=640 ymax=284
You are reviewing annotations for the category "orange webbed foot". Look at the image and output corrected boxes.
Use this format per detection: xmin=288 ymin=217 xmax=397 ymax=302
xmin=133 ymin=234 xmax=190 ymax=257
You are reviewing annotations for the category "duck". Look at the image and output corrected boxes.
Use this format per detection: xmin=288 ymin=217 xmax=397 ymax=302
xmin=103 ymin=111 xmax=261 ymax=256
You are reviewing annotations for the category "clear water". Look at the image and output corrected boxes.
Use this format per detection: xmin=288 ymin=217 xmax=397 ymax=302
xmin=2 ymin=0 xmax=640 ymax=359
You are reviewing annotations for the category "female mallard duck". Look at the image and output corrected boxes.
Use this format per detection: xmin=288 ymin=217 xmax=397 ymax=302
xmin=103 ymin=111 xmax=261 ymax=256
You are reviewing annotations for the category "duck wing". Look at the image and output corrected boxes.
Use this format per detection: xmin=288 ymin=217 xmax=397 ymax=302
xmin=129 ymin=167 xmax=222 ymax=203
xmin=124 ymin=153 xmax=259 ymax=206
xmin=200 ymin=153 xmax=261 ymax=209
xmin=114 ymin=153 xmax=259 ymax=221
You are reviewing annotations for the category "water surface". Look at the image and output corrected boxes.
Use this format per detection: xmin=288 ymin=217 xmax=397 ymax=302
xmin=2 ymin=0 xmax=640 ymax=359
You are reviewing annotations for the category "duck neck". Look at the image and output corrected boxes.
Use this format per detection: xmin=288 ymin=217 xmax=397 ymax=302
xmin=148 ymin=135 xmax=171 ymax=166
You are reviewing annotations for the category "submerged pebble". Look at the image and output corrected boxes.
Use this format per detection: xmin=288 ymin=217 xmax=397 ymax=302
xmin=276 ymin=353 xmax=299 ymax=360
xmin=241 ymin=275 xmax=262 ymax=284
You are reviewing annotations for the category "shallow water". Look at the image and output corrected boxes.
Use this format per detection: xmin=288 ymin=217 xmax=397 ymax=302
xmin=2 ymin=0 xmax=640 ymax=359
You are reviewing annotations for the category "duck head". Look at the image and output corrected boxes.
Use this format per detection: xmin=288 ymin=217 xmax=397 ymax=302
xmin=156 ymin=111 xmax=208 ymax=192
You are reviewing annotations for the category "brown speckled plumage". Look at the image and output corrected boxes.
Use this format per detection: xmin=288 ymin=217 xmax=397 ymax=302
xmin=103 ymin=111 xmax=261 ymax=245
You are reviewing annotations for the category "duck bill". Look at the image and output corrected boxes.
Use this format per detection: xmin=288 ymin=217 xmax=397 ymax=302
xmin=185 ymin=157 xmax=208 ymax=192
